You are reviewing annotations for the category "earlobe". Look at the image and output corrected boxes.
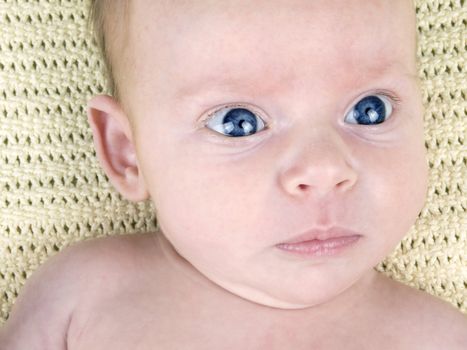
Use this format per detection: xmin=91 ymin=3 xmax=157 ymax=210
xmin=86 ymin=95 xmax=149 ymax=202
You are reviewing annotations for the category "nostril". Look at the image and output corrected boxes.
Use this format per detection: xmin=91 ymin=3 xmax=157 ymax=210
xmin=298 ymin=184 xmax=308 ymax=190
xmin=337 ymin=179 xmax=352 ymax=191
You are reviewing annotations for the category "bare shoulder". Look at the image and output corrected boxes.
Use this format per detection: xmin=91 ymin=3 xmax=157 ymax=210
xmin=378 ymin=274 xmax=467 ymax=349
xmin=25 ymin=232 xmax=160 ymax=293
xmin=0 ymin=232 xmax=160 ymax=349
xmin=64 ymin=232 xmax=160 ymax=273
xmin=407 ymin=287 xmax=467 ymax=349
xmin=51 ymin=232 xmax=163 ymax=299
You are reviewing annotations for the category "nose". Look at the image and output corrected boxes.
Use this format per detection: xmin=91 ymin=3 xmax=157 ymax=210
xmin=278 ymin=129 xmax=357 ymax=199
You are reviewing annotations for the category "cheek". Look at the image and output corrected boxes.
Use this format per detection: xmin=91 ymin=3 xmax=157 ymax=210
xmin=146 ymin=149 xmax=262 ymax=254
xmin=363 ymin=138 xmax=428 ymax=247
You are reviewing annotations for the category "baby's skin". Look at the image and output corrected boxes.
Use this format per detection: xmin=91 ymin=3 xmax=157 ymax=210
xmin=1 ymin=0 xmax=466 ymax=349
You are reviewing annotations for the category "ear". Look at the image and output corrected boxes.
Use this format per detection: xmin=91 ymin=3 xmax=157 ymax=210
xmin=86 ymin=95 xmax=149 ymax=202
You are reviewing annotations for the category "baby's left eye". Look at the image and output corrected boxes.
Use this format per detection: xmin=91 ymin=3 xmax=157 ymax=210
xmin=205 ymin=106 xmax=266 ymax=137
xmin=344 ymin=94 xmax=393 ymax=125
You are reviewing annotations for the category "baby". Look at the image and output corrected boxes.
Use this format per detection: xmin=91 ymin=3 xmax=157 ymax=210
xmin=1 ymin=0 xmax=466 ymax=349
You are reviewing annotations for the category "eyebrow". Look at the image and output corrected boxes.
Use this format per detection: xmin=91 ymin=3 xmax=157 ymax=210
xmin=175 ymin=74 xmax=270 ymax=100
xmin=175 ymin=61 xmax=417 ymax=101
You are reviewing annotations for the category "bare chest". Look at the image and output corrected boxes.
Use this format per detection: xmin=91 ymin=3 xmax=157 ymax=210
xmin=67 ymin=286 xmax=404 ymax=350
xmin=69 ymin=292 xmax=301 ymax=350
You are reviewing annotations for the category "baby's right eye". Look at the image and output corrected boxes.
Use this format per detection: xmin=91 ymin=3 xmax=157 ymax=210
xmin=205 ymin=105 xmax=267 ymax=137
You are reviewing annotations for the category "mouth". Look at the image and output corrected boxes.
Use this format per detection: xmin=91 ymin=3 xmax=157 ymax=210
xmin=275 ymin=227 xmax=362 ymax=257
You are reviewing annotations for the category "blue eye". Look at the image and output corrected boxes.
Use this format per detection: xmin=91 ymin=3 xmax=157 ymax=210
xmin=345 ymin=94 xmax=393 ymax=125
xmin=205 ymin=106 xmax=266 ymax=137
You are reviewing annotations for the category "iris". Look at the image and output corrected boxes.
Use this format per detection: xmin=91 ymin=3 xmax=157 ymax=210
xmin=217 ymin=108 xmax=258 ymax=137
xmin=351 ymin=95 xmax=387 ymax=125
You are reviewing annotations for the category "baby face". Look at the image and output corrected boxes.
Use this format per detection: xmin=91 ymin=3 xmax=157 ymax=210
xmin=118 ymin=0 xmax=428 ymax=308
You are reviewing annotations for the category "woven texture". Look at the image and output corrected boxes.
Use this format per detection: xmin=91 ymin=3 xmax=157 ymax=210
xmin=0 ymin=0 xmax=465 ymax=325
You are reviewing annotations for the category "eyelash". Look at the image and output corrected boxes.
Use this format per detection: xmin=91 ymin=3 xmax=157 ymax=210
xmin=372 ymin=90 xmax=402 ymax=109
xmin=202 ymin=90 xmax=402 ymax=140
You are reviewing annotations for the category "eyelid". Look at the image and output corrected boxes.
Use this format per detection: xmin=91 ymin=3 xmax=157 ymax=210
xmin=376 ymin=90 xmax=401 ymax=106
xmin=351 ymin=90 xmax=402 ymax=111
xmin=201 ymin=103 xmax=268 ymax=124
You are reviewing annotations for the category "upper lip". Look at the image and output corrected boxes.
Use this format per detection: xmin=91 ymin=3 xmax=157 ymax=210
xmin=278 ymin=226 xmax=362 ymax=244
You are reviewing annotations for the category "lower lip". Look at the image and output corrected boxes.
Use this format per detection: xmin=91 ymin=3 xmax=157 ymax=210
xmin=275 ymin=235 xmax=361 ymax=258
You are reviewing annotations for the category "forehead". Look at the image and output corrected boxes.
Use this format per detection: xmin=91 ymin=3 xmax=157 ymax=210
xmin=125 ymin=0 xmax=416 ymax=102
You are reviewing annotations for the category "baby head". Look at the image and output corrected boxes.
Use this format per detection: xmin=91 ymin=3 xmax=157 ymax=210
xmin=87 ymin=0 xmax=428 ymax=309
